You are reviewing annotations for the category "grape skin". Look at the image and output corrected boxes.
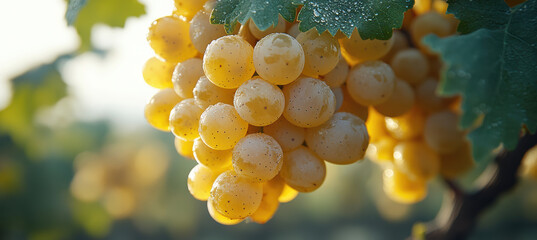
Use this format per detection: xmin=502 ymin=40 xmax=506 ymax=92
xmin=390 ymin=49 xmax=429 ymax=85
xmin=384 ymin=106 xmax=425 ymax=140
xmin=169 ymin=98 xmax=204 ymax=141
xmin=207 ymin=197 xmax=244 ymax=225
xmin=210 ymin=170 xmax=263 ymax=219
xmin=319 ymin=56 xmax=349 ymax=88
xmin=189 ymin=11 xmax=227 ymax=54
xmin=144 ymin=88 xmax=183 ymax=132
xmin=233 ymin=78 xmax=285 ymax=126
xmin=174 ymin=137 xmax=194 ymax=159
xmin=147 ymin=16 xmax=197 ymax=63
xmin=187 ymin=164 xmax=219 ymax=201
xmin=374 ymin=78 xmax=415 ymax=117
xmin=339 ymin=86 xmax=369 ymax=121
xmin=142 ymin=57 xmax=175 ymax=89
xmin=346 ymin=61 xmax=396 ymax=106
xmin=232 ymin=133 xmax=284 ymax=182
xmin=393 ymin=141 xmax=440 ymax=181
xmin=280 ymin=146 xmax=326 ymax=192
xmin=339 ymin=29 xmax=395 ymax=64
xmin=199 ymin=103 xmax=249 ymax=150
xmin=193 ymin=76 xmax=235 ymax=109
xmin=383 ymin=167 xmax=428 ymax=204
xmin=173 ymin=0 xmax=207 ymax=19
xmin=296 ymin=29 xmax=341 ymax=77
xmin=193 ymin=137 xmax=233 ymax=172
xmin=263 ymin=117 xmax=306 ymax=152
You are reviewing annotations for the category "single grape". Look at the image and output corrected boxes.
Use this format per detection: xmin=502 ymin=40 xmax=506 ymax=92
xmin=238 ymin=24 xmax=257 ymax=47
xmin=339 ymin=29 xmax=394 ymax=64
xmin=424 ymin=110 xmax=465 ymax=154
xmin=207 ymin=197 xmax=244 ymax=225
xmin=250 ymin=176 xmax=284 ymax=224
xmin=263 ymin=117 xmax=306 ymax=152
xmin=393 ymin=141 xmax=440 ymax=181
xmin=366 ymin=108 xmax=390 ymax=143
xmin=174 ymin=137 xmax=194 ymax=159
xmin=319 ymin=56 xmax=349 ymax=88
xmin=193 ymin=138 xmax=233 ymax=172
xmin=346 ymin=61 xmax=395 ymax=106
xmin=369 ymin=135 xmax=398 ymax=163
xmin=410 ymin=12 xmax=453 ymax=54
xmin=385 ymin=106 xmax=425 ymax=140
xmin=232 ymin=133 xmax=283 ymax=182
xmin=234 ymin=78 xmax=285 ymax=126
xmin=280 ymin=146 xmax=326 ymax=192
xmin=203 ymin=35 xmax=255 ymax=89
xmin=172 ymin=58 xmax=204 ymax=98
xmin=210 ymin=170 xmax=263 ymax=219
xmin=278 ymin=182 xmax=299 ymax=203
xmin=189 ymin=11 xmax=227 ymax=54
xmin=248 ymin=16 xmax=287 ymax=40
xmin=169 ymin=98 xmax=204 ymax=140
xmin=199 ymin=103 xmax=249 ymax=150
xmin=253 ymin=33 xmax=305 ymax=85
xmin=193 ymin=76 xmax=235 ymax=109
xmin=390 ymin=49 xmax=429 ymax=85
xmin=173 ymin=0 xmax=207 ymax=19
xmin=296 ymin=29 xmax=341 ymax=77
xmin=282 ymin=77 xmax=336 ymax=128
xmin=374 ymin=78 xmax=415 ymax=117
xmin=383 ymin=167 xmax=428 ymax=204
xmin=144 ymin=88 xmax=183 ymax=131
xmin=147 ymin=16 xmax=197 ymax=63
xmin=305 ymin=112 xmax=369 ymax=164
xmin=187 ymin=164 xmax=219 ymax=201
xmin=521 ymin=145 xmax=537 ymax=180
xmin=142 ymin=57 xmax=175 ymax=89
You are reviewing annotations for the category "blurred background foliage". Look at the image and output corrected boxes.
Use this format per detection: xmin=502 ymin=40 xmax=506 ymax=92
xmin=0 ymin=0 xmax=536 ymax=240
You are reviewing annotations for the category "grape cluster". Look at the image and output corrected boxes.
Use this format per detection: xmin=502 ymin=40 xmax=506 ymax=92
xmin=142 ymin=0 xmax=475 ymax=224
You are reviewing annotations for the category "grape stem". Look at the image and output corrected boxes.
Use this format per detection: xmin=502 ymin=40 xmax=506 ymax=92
xmin=411 ymin=132 xmax=537 ymax=240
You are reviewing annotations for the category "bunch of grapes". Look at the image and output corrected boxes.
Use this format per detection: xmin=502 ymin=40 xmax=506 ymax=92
xmin=142 ymin=0 xmax=477 ymax=224
xmin=70 ymin=144 xmax=169 ymax=219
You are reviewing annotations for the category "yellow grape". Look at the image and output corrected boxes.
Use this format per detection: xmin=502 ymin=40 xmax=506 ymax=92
xmin=319 ymin=56 xmax=349 ymax=88
xmin=172 ymin=58 xmax=204 ymax=98
xmin=193 ymin=138 xmax=233 ymax=172
xmin=144 ymin=88 xmax=183 ymax=131
xmin=169 ymin=98 xmax=204 ymax=140
xmin=440 ymin=141 xmax=475 ymax=179
xmin=280 ymin=146 xmax=326 ymax=192
xmin=238 ymin=24 xmax=257 ymax=47
xmin=263 ymin=117 xmax=306 ymax=152
xmin=253 ymin=33 xmax=305 ymax=85
xmin=340 ymin=29 xmax=395 ymax=64
xmin=232 ymin=133 xmax=283 ymax=182
xmin=393 ymin=141 xmax=440 ymax=181
xmin=248 ymin=16 xmax=287 ymax=40
xmin=296 ymin=29 xmax=341 ymax=77
xmin=381 ymin=30 xmax=410 ymax=62
xmin=187 ymin=164 xmax=219 ymax=201
xmin=173 ymin=0 xmax=207 ymax=19
xmin=383 ymin=167 xmax=428 ymax=204
xmin=390 ymin=49 xmax=429 ymax=85
xmin=346 ymin=61 xmax=396 ymax=106
xmin=250 ymin=176 xmax=284 ymax=224
xmin=282 ymin=77 xmax=336 ymax=128
xmin=410 ymin=12 xmax=453 ymax=54
xmin=369 ymin=136 xmax=398 ymax=163
xmin=199 ymin=103 xmax=249 ymax=150
xmin=305 ymin=112 xmax=369 ymax=164
xmin=210 ymin=170 xmax=263 ymax=219
xmin=521 ymin=145 xmax=537 ymax=180
xmin=278 ymin=182 xmax=299 ymax=203
xmin=147 ymin=16 xmax=197 ymax=63
xmin=189 ymin=11 xmax=227 ymax=54
xmin=234 ymin=78 xmax=285 ymax=126
xmin=193 ymin=76 xmax=235 ymax=109
xmin=339 ymin=86 xmax=369 ymax=121
xmin=203 ymin=35 xmax=255 ymax=89
xmin=374 ymin=78 xmax=415 ymax=117
xmin=424 ymin=110 xmax=466 ymax=154
xmin=416 ymin=78 xmax=451 ymax=113
xmin=142 ymin=57 xmax=175 ymax=89
xmin=174 ymin=137 xmax=195 ymax=159
xmin=366 ymin=108 xmax=389 ymax=143
xmin=207 ymin=198 xmax=244 ymax=225
xmin=385 ymin=106 xmax=425 ymax=140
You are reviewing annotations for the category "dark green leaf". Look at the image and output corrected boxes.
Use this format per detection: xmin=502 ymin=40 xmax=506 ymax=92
xmin=211 ymin=0 xmax=297 ymax=34
xmin=447 ymin=0 xmax=511 ymax=34
xmin=424 ymin=0 xmax=537 ymax=161
xmin=294 ymin=0 xmax=414 ymax=40
xmin=73 ymin=0 xmax=145 ymax=51
xmin=65 ymin=0 xmax=88 ymax=25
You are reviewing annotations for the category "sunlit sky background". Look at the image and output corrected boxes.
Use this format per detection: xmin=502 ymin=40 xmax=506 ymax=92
xmin=0 ymin=0 xmax=173 ymax=129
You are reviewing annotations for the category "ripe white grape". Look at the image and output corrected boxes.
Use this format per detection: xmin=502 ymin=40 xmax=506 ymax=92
xmin=390 ymin=49 xmax=429 ymax=85
xmin=169 ymin=98 xmax=204 ymax=140
xmin=234 ymin=78 xmax=285 ymax=126
xmin=248 ymin=16 xmax=287 ymax=40
xmin=296 ymin=29 xmax=341 ymax=77
xmin=193 ymin=76 xmax=235 ymax=109
xmin=385 ymin=106 xmax=425 ymax=140
xmin=383 ymin=167 xmax=428 ymax=204
xmin=207 ymin=199 xmax=244 ymax=225
xmin=189 ymin=11 xmax=227 ymax=54
xmin=147 ymin=16 xmax=197 ymax=63
xmin=232 ymin=133 xmax=283 ymax=182
xmin=142 ymin=57 xmax=174 ymax=89
xmin=203 ymin=35 xmax=255 ymax=89
xmin=172 ymin=58 xmax=204 ymax=98
xmin=393 ymin=141 xmax=440 ymax=181
xmin=305 ymin=112 xmax=369 ymax=164
xmin=253 ymin=33 xmax=305 ymax=85
xmin=193 ymin=138 xmax=233 ymax=172
xmin=187 ymin=164 xmax=219 ymax=201
xmin=199 ymin=103 xmax=249 ymax=150
xmin=319 ymin=56 xmax=349 ymax=88
xmin=174 ymin=137 xmax=194 ymax=159
xmin=374 ymin=78 xmax=415 ymax=117
xmin=346 ymin=61 xmax=395 ymax=106
xmin=173 ymin=0 xmax=207 ymax=19
xmin=210 ymin=170 xmax=263 ymax=219
xmin=144 ymin=88 xmax=183 ymax=131
xmin=280 ymin=146 xmax=326 ymax=192
xmin=263 ymin=117 xmax=306 ymax=152
xmin=339 ymin=86 xmax=369 ymax=121
xmin=282 ymin=77 xmax=336 ymax=128
xmin=340 ymin=29 xmax=394 ymax=64
xmin=410 ymin=12 xmax=453 ymax=54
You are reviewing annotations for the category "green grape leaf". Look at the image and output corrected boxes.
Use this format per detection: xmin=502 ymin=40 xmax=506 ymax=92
xmin=424 ymin=0 xmax=537 ymax=161
xmin=72 ymin=0 xmax=145 ymax=51
xmin=65 ymin=0 xmax=88 ymax=25
xmin=0 ymin=55 xmax=71 ymax=145
xmin=293 ymin=0 xmax=414 ymax=39
xmin=211 ymin=0 xmax=298 ymax=34
xmin=446 ymin=0 xmax=511 ymax=34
